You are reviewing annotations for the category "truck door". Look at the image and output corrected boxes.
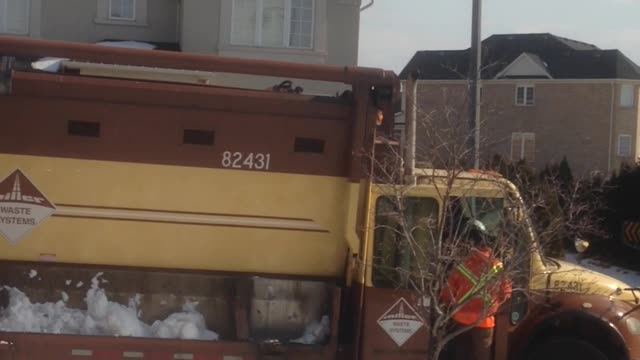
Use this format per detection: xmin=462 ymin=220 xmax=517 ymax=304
xmin=358 ymin=193 xmax=439 ymax=360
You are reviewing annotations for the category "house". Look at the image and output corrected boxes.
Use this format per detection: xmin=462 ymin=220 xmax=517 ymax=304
xmin=0 ymin=0 xmax=363 ymax=93
xmin=399 ymin=33 xmax=640 ymax=176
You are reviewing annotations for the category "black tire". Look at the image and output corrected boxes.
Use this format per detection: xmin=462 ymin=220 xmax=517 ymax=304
xmin=527 ymin=337 xmax=608 ymax=360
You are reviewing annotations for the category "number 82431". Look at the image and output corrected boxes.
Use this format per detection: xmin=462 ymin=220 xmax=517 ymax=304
xmin=221 ymin=151 xmax=271 ymax=170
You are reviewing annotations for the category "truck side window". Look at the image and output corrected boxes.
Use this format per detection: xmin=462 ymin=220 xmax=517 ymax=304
xmin=372 ymin=196 xmax=439 ymax=289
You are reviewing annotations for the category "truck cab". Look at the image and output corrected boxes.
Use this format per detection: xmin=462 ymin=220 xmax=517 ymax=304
xmin=358 ymin=168 xmax=640 ymax=360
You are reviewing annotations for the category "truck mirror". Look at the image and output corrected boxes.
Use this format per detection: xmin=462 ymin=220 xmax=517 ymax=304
xmin=574 ymin=238 xmax=590 ymax=253
xmin=509 ymin=289 xmax=528 ymax=326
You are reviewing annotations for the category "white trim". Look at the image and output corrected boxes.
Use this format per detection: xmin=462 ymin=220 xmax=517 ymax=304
xmin=230 ymin=0 xmax=314 ymax=49
xmin=620 ymin=84 xmax=635 ymax=108
xmin=0 ymin=0 xmax=31 ymax=35
xmin=255 ymin=0 xmax=263 ymax=46
xmin=495 ymin=53 xmax=552 ymax=80
xmin=618 ymin=134 xmax=632 ymax=157
xmin=515 ymin=84 xmax=535 ymax=106
xmin=511 ymin=132 xmax=535 ymax=161
xmin=283 ymin=0 xmax=291 ymax=47
xmin=108 ymin=0 xmax=136 ymax=21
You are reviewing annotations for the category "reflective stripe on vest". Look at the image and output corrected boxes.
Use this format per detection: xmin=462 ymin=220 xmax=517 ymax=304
xmin=456 ymin=262 xmax=503 ymax=305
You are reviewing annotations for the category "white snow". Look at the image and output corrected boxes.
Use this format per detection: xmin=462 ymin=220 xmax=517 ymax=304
xmin=28 ymin=270 xmax=37 ymax=279
xmin=564 ymin=253 xmax=640 ymax=288
xmin=31 ymin=57 xmax=67 ymax=72
xmin=65 ymin=280 xmax=72 ymax=286
xmin=76 ymin=281 xmax=84 ymax=288
xmin=31 ymin=41 xmax=155 ymax=74
xmin=291 ymin=315 xmax=330 ymax=345
xmin=0 ymin=273 xmax=219 ymax=341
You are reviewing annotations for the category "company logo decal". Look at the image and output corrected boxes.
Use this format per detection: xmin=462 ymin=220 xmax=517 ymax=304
xmin=377 ymin=297 xmax=424 ymax=347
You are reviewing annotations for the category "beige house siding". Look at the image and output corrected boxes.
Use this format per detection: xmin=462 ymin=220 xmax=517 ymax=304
xmin=411 ymin=80 xmax=639 ymax=176
xmin=40 ymin=0 xmax=178 ymax=44
xmin=12 ymin=0 xmax=359 ymax=67
xmin=180 ymin=0 xmax=221 ymax=54
xmin=326 ymin=0 xmax=360 ymax=66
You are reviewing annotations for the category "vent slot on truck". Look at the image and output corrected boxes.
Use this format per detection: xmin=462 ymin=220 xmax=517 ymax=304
xmin=68 ymin=120 xmax=100 ymax=137
xmin=294 ymin=138 xmax=325 ymax=154
xmin=183 ymin=129 xmax=215 ymax=146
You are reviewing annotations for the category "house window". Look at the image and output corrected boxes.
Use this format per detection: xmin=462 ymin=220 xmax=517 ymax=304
xmin=231 ymin=0 xmax=314 ymax=49
xmin=515 ymin=85 xmax=535 ymax=106
xmin=0 ymin=0 xmax=30 ymax=35
xmin=109 ymin=0 xmax=136 ymax=20
xmin=620 ymin=84 xmax=635 ymax=108
xmin=511 ymin=132 xmax=535 ymax=161
xmin=618 ymin=134 xmax=632 ymax=157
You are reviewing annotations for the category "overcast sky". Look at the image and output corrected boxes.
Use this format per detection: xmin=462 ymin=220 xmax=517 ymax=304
xmin=358 ymin=0 xmax=640 ymax=73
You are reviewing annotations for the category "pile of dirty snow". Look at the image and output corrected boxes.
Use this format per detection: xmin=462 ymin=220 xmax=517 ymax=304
xmin=564 ymin=253 xmax=640 ymax=288
xmin=291 ymin=315 xmax=330 ymax=345
xmin=0 ymin=273 xmax=218 ymax=341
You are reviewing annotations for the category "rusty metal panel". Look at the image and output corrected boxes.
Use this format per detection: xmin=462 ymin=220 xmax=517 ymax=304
xmin=2 ymin=333 xmax=340 ymax=360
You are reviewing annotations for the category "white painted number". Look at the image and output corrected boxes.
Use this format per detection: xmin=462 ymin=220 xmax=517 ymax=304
xmin=222 ymin=151 xmax=271 ymax=170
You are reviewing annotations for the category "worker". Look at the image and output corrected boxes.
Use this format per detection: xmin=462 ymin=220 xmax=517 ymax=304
xmin=441 ymin=219 xmax=513 ymax=360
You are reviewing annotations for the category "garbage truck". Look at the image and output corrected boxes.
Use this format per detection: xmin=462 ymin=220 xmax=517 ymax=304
xmin=0 ymin=36 xmax=639 ymax=360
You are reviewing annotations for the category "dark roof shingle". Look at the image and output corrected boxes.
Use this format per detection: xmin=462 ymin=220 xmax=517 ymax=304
xmin=400 ymin=33 xmax=640 ymax=80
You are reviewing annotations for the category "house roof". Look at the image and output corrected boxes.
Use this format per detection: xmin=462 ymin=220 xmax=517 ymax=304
xmin=399 ymin=33 xmax=640 ymax=80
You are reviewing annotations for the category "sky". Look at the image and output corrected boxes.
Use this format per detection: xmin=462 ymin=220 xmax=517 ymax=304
xmin=358 ymin=0 xmax=640 ymax=73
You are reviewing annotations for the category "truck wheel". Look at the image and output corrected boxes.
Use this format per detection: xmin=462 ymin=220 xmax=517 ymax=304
xmin=528 ymin=337 xmax=608 ymax=360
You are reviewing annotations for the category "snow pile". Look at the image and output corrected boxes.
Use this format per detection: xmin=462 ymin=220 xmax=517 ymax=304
xmin=28 ymin=270 xmax=37 ymax=279
xmin=31 ymin=41 xmax=156 ymax=73
xmin=291 ymin=315 xmax=330 ymax=345
xmin=31 ymin=57 xmax=67 ymax=72
xmin=0 ymin=273 xmax=218 ymax=341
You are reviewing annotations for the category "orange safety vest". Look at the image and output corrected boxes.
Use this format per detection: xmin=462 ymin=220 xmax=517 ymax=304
xmin=441 ymin=248 xmax=512 ymax=328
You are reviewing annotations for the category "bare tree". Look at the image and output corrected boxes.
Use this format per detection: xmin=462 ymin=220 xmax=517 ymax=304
xmin=364 ymin=79 xmax=604 ymax=359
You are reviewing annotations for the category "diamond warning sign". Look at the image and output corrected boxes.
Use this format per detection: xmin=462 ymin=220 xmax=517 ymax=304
xmin=0 ymin=169 xmax=55 ymax=245
xmin=377 ymin=298 xmax=424 ymax=347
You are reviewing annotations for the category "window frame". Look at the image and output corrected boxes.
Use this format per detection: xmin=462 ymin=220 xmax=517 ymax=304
xmin=511 ymin=132 xmax=536 ymax=161
xmin=108 ymin=0 xmax=136 ymax=21
xmin=618 ymin=134 xmax=632 ymax=157
xmin=515 ymin=85 xmax=535 ymax=106
xmin=372 ymin=195 xmax=440 ymax=289
xmin=230 ymin=0 xmax=315 ymax=49
xmin=0 ymin=0 xmax=31 ymax=35
xmin=620 ymin=84 xmax=635 ymax=108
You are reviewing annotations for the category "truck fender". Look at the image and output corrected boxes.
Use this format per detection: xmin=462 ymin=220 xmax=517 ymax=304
xmin=512 ymin=294 xmax=630 ymax=360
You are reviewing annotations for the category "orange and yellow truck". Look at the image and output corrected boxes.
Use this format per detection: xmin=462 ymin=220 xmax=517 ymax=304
xmin=0 ymin=37 xmax=639 ymax=360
